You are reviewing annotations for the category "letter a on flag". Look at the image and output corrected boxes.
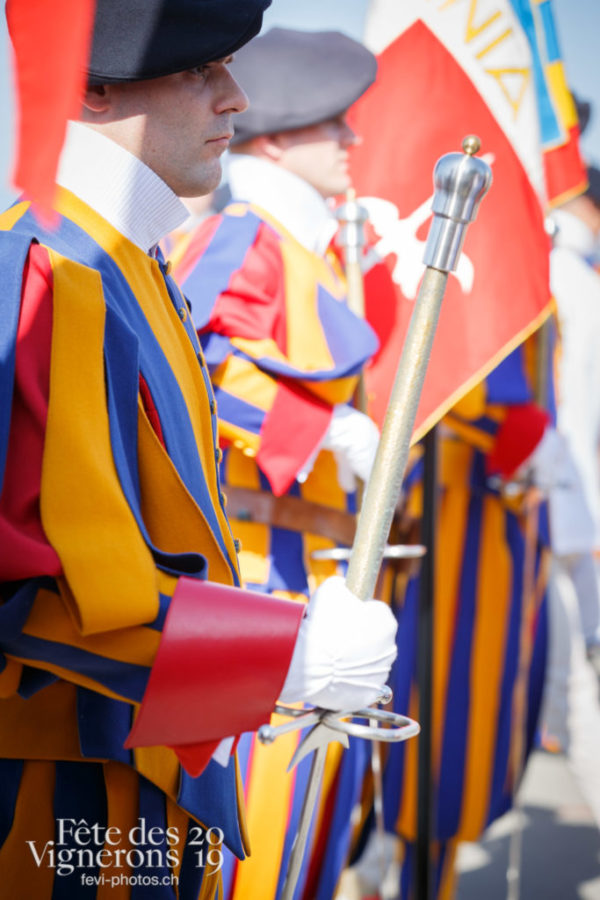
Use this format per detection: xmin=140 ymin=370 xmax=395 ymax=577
xmin=350 ymin=0 xmax=587 ymax=432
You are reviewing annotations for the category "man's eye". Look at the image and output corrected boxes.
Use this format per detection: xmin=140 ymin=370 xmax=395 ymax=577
xmin=189 ymin=65 xmax=208 ymax=76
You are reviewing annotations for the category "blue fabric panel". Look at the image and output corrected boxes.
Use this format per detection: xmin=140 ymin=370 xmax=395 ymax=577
xmin=130 ymin=777 xmax=174 ymax=899
xmin=383 ymin=577 xmax=419 ymax=832
xmin=77 ymin=688 xmax=134 ymax=764
xmin=181 ymin=211 xmax=262 ymax=329
xmin=1 ymin=632 xmax=151 ymax=703
xmin=103 ymin=307 xmax=208 ymax=579
xmin=177 ymin=818 xmax=206 ymax=900
xmin=18 ymin=665 xmax=59 ymax=697
xmin=52 ymin=761 xmax=108 ymax=898
xmin=436 ymin=457 xmax=483 ymax=840
xmin=267 ymin=527 xmax=309 ymax=595
xmin=486 ymin=511 xmax=524 ymax=826
xmin=199 ymin=332 xmax=234 ymax=371
xmin=485 ymin=345 xmax=531 ymax=406
xmin=316 ymin=283 xmax=378 ymax=369
xmin=0 ymin=759 xmax=24 ymax=847
xmin=211 ymin=385 xmax=266 ymax=437
xmin=315 ymin=738 xmax=370 ymax=900
xmin=273 ymin=738 xmax=317 ymax=900
xmin=178 ymin=757 xmax=245 ymax=860
xmin=0 ymin=233 xmax=32 ymax=492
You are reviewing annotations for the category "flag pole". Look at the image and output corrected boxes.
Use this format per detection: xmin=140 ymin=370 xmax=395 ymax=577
xmin=345 ymin=136 xmax=492 ymax=600
xmin=279 ymin=137 xmax=492 ymax=900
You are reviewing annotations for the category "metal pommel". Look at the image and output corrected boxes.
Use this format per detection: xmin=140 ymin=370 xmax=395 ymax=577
xmin=423 ymin=134 xmax=493 ymax=273
xmin=336 ymin=187 xmax=368 ymax=264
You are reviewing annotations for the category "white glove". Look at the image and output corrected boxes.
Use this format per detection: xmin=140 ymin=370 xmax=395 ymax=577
xmin=322 ymin=404 xmax=380 ymax=491
xmin=279 ymin=575 xmax=398 ymax=710
xmin=297 ymin=405 xmax=379 ymax=490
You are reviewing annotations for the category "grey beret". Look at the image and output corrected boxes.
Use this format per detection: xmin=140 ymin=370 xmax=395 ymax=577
xmin=229 ymin=27 xmax=377 ymax=146
xmin=87 ymin=0 xmax=271 ymax=84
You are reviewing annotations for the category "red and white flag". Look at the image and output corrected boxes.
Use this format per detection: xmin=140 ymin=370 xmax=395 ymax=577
xmin=350 ymin=0 xmax=586 ymax=433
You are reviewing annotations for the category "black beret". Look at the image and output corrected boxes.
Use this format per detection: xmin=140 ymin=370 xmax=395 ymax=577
xmin=229 ymin=27 xmax=377 ymax=146
xmin=573 ymin=93 xmax=592 ymax=136
xmin=87 ymin=0 xmax=271 ymax=84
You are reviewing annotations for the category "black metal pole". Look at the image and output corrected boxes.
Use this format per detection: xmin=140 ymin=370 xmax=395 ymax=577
xmin=415 ymin=424 xmax=438 ymax=900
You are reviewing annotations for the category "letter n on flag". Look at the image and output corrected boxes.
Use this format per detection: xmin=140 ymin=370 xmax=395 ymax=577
xmin=349 ymin=0 xmax=587 ymax=433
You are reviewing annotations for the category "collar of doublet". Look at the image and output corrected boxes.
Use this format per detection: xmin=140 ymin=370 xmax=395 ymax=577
xmin=226 ymin=154 xmax=338 ymax=256
xmin=57 ymin=121 xmax=189 ymax=253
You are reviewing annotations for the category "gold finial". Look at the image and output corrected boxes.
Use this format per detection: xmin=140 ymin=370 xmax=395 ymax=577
xmin=462 ymin=134 xmax=481 ymax=155
xmin=346 ymin=186 xmax=356 ymax=201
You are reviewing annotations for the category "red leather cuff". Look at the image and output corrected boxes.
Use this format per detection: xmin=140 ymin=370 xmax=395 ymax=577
xmin=125 ymin=578 xmax=304 ymax=774
xmin=485 ymin=403 xmax=550 ymax=479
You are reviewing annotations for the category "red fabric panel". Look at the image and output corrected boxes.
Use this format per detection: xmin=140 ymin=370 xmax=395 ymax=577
xmin=124 ymin=577 xmax=304 ymax=776
xmin=0 ymin=244 xmax=61 ymax=579
xmin=486 ymin=403 xmax=550 ymax=479
xmin=209 ymin=222 xmax=288 ymax=353
xmin=256 ymin=381 xmax=333 ymax=497
xmin=6 ymin=0 xmax=95 ymax=213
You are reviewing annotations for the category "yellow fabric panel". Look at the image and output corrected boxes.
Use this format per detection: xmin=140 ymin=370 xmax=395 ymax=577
xmin=0 ymin=760 xmax=56 ymax=900
xmin=396 ymin=686 xmax=420 ymax=840
xmin=98 ymin=762 xmax=139 ymax=899
xmin=137 ymin=405 xmax=238 ymax=586
xmin=53 ymin=188 xmax=238 ymax=579
xmin=300 ymin=449 xmax=348 ymax=512
xmin=546 ymin=60 xmax=578 ymax=130
xmin=507 ymin=504 xmax=542 ymax=793
xmin=0 ymin=200 xmax=30 ymax=231
xmin=450 ymin=380 xmax=487 ymax=421
xmin=223 ymin=449 xmax=270 ymax=586
xmin=40 ymin=247 xmax=158 ymax=634
xmin=0 ymin=659 xmax=23 ymax=698
xmin=134 ymin=745 xmax=182 ymax=812
xmin=23 ymin=586 xmax=160 ymax=665
xmin=231 ymin=727 xmax=299 ymax=900
xmin=442 ymin=416 xmax=495 ymax=454
xmin=281 ymin=238 xmax=334 ymax=371
xmin=457 ymin=497 xmax=511 ymax=840
xmin=229 ymin=336 xmax=288 ymax=366
xmin=433 ymin=442 xmax=472 ymax=776
xmin=437 ymin=840 xmax=459 ymax=900
xmin=213 ymin=353 xmax=278 ymax=413
xmin=166 ymin=795 xmax=190 ymax=894
xmin=0 ymin=682 xmax=84 ymax=760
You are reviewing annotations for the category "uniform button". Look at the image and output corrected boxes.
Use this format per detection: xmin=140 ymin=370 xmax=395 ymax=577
xmin=234 ymin=539 xmax=242 ymax=553
xmin=164 ymin=260 xmax=173 ymax=275
xmin=178 ymin=306 xmax=188 ymax=323
xmin=210 ymin=399 xmax=216 ymax=414
xmin=219 ymin=492 xmax=227 ymax=507
xmin=215 ymin=447 xmax=223 ymax=464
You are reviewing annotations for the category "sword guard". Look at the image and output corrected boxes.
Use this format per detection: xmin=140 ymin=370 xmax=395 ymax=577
xmin=287 ymin=720 xmax=350 ymax=771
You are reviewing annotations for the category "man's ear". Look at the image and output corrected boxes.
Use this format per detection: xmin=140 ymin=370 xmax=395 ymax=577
xmin=258 ymin=133 xmax=285 ymax=163
xmin=82 ymin=84 xmax=112 ymax=116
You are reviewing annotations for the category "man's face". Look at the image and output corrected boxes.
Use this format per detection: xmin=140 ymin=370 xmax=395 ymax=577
xmin=105 ymin=58 xmax=248 ymax=196
xmin=274 ymin=115 xmax=359 ymax=199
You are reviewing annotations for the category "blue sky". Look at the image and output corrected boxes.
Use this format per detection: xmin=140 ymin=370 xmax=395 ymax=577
xmin=0 ymin=0 xmax=598 ymax=210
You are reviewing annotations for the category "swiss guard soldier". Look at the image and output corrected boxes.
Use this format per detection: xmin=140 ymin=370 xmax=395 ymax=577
xmin=171 ymin=27 xmax=386 ymax=900
xmin=0 ymin=5 xmax=398 ymax=898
